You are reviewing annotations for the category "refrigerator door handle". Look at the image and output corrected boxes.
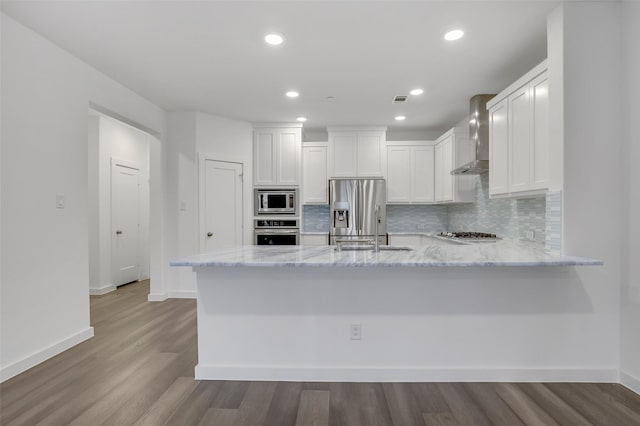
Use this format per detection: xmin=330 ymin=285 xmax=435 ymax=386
xmin=355 ymin=180 xmax=361 ymax=235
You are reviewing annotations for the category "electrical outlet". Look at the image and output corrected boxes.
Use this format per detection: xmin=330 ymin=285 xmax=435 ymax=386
xmin=525 ymin=231 xmax=535 ymax=241
xmin=416 ymin=224 xmax=428 ymax=230
xmin=350 ymin=324 xmax=362 ymax=340
xmin=56 ymin=194 xmax=65 ymax=209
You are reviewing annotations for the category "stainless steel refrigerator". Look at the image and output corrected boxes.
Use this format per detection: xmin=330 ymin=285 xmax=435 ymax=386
xmin=329 ymin=178 xmax=387 ymax=245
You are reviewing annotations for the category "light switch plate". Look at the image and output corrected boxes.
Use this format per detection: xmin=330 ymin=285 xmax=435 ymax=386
xmin=350 ymin=324 xmax=362 ymax=340
xmin=56 ymin=194 xmax=65 ymax=209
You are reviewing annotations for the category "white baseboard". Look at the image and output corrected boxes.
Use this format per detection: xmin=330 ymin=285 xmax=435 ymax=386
xmin=168 ymin=291 xmax=196 ymax=299
xmin=0 ymin=327 xmax=94 ymax=383
xmin=148 ymin=292 xmax=168 ymax=302
xmin=150 ymin=291 xmax=195 ymax=301
xmin=194 ymin=365 xmax=619 ymax=383
xmin=89 ymin=284 xmax=116 ymax=295
xmin=621 ymin=371 xmax=640 ymax=395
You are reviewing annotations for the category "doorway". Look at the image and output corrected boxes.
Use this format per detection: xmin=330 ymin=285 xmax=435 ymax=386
xmin=201 ymin=159 xmax=244 ymax=253
xmin=88 ymin=112 xmax=151 ymax=294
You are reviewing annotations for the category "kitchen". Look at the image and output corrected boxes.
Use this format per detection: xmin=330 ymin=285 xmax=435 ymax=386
xmin=176 ymin=65 xmax=604 ymax=381
xmin=1 ymin=0 xmax=639 ymax=424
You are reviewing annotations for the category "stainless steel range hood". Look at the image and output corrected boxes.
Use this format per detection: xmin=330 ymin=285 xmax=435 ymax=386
xmin=451 ymin=94 xmax=496 ymax=175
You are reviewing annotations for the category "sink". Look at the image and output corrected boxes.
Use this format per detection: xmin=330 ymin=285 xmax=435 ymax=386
xmin=337 ymin=245 xmax=413 ymax=252
xmin=379 ymin=246 xmax=413 ymax=251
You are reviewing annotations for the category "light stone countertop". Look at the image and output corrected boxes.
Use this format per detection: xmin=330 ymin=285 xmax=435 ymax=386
xmin=171 ymin=240 xmax=602 ymax=268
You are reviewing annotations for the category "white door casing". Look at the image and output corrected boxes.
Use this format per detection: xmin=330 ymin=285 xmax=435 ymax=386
xmin=202 ymin=159 xmax=243 ymax=253
xmin=111 ymin=160 xmax=141 ymax=286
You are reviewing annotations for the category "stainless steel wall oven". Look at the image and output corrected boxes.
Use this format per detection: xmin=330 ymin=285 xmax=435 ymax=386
xmin=254 ymin=219 xmax=299 ymax=245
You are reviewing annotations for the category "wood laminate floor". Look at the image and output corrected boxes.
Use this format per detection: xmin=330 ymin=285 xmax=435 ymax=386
xmin=2 ymin=280 xmax=640 ymax=425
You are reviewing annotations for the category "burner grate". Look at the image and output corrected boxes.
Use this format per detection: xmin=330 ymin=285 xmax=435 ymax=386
xmin=438 ymin=231 xmax=498 ymax=239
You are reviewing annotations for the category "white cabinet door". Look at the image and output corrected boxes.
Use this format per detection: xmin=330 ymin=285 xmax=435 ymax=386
xmin=328 ymin=130 xmax=386 ymax=178
xmin=329 ymin=132 xmax=357 ymax=177
xmin=357 ymin=131 xmax=384 ymax=177
xmin=509 ymin=85 xmax=532 ymax=193
xmin=277 ymin=129 xmax=300 ymax=185
xmin=302 ymin=144 xmax=328 ymax=204
xmin=440 ymin=136 xmax=454 ymax=202
xmin=413 ymin=146 xmax=435 ymax=203
xmin=386 ymin=143 xmax=435 ymax=204
xmin=254 ymin=127 xmax=301 ymax=186
xmin=254 ymin=130 xmax=275 ymax=185
xmin=434 ymin=143 xmax=443 ymax=201
xmin=386 ymin=146 xmax=412 ymax=203
xmin=489 ymin=98 xmax=509 ymax=196
xmin=531 ymin=73 xmax=549 ymax=190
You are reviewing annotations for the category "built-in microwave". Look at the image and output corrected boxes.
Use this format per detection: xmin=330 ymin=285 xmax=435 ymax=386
xmin=254 ymin=188 xmax=298 ymax=215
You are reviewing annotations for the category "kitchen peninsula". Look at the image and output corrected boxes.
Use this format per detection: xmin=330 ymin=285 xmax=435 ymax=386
xmin=172 ymin=242 xmax=603 ymax=382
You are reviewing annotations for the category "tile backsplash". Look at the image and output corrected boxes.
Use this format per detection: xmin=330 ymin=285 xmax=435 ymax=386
xmin=302 ymin=204 xmax=448 ymax=233
xmin=386 ymin=205 xmax=448 ymax=233
xmin=545 ymin=190 xmax=562 ymax=253
xmin=303 ymin=205 xmax=330 ymax=232
xmin=302 ymin=175 xmax=547 ymax=243
xmin=448 ymin=174 xmax=546 ymax=242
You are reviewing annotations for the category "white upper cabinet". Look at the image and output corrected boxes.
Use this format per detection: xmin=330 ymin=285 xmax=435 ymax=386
xmin=509 ymin=84 xmax=532 ymax=193
xmin=302 ymin=142 xmax=329 ymax=204
xmin=253 ymin=125 xmax=302 ymax=186
xmin=328 ymin=128 xmax=386 ymax=177
xmin=487 ymin=61 xmax=549 ymax=198
xmin=254 ymin=130 xmax=276 ymax=186
xmin=329 ymin=131 xmax=358 ymax=177
xmin=489 ymin=98 xmax=510 ymax=196
xmin=434 ymin=121 xmax=476 ymax=204
xmin=531 ymin=73 xmax=549 ymax=189
xmin=413 ymin=146 xmax=436 ymax=203
xmin=356 ymin=131 xmax=385 ymax=176
xmin=387 ymin=145 xmax=412 ymax=203
xmin=386 ymin=142 xmax=435 ymax=204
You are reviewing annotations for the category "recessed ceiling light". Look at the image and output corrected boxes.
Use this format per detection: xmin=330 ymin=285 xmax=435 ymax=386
xmin=296 ymin=116 xmax=307 ymax=122
xmin=264 ymin=33 xmax=284 ymax=45
xmin=286 ymin=91 xmax=299 ymax=98
xmin=395 ymin=115 xmax=406 ymax=121
xmin=444 ymin=29 xmax=464 ymax=41
xmin=410 ymin=89 xmax=424 ymax=96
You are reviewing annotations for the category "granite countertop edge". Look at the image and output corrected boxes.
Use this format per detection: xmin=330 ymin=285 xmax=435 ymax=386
xmin=170 ymin=242 xmax=603 ymax=268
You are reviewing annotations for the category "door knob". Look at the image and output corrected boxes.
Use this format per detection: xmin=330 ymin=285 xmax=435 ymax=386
xmin=207 ymin=232 xmax=213 ymax=237
xmin=116 ymin=230 xmax=123 ymax=235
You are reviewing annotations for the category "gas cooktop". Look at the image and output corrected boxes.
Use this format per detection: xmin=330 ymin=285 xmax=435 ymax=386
xmin=437 ymin=232 xmax=500 ymax=241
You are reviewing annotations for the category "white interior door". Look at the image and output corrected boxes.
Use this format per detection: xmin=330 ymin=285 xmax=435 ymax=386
xmin=112 ymin=161 xmax=141 ymax=286
xmin=203 ymin=160 xmax=243 ymax=252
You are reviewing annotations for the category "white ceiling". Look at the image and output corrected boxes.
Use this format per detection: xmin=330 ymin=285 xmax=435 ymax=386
xmin=1 ymin=0 xmax=559 ymax=136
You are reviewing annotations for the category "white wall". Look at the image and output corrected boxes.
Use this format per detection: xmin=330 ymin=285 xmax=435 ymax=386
xmin=303 ymin=127 xmax=441 ymax=142
xmin=196 ymin=112 xmax=254 ymax=247
xmin=88 ymin=114 xmax=150 ymax=295
xmin=0 ymin=13 xmax=167 ymax=382
xmin=552 ymin=0 xmax=624 ymax=383
xmin=162 ymin=112 xmax=198 ymax=299
xmin=621 ymin=0 xmax=640 ymax=393
xmin=162 ymin=111 xmax=253 ymax=298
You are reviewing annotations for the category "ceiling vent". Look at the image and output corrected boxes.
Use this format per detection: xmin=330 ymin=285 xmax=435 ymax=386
xmin=393 ymin=95 xmax=408 ymax=104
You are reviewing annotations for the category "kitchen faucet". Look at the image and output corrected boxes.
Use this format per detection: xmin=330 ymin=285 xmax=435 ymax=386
xmin=374 ymin=204 xmax=380 ymax=253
